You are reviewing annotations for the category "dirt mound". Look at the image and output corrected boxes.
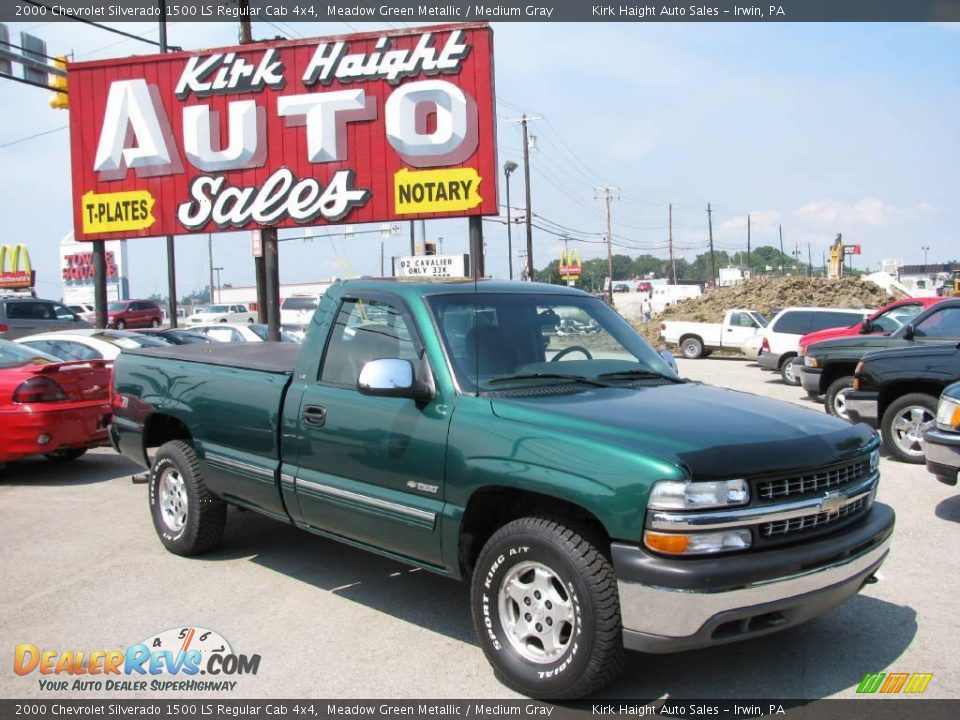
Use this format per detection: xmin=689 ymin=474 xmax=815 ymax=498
xmin=633 ymin=276 xmax=890 ymax=349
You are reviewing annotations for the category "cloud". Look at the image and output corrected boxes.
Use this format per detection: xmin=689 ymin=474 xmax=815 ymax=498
xmin=794 ymin=198 xmax=931 ymax=227
xmin=718 ymin=210 xmax=782 ymax=234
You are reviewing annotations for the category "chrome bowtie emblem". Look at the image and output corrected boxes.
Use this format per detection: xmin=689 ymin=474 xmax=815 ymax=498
xmin=820 ymin=490 xmax=846 ymax=515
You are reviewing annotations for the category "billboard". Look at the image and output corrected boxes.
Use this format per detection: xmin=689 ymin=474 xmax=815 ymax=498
xmin=59 ymin=233 xmax=129 ymax=304
xmin=0 ymin=244 xmax=35 ymax=289
xmin=67 ymin=23 xmax=498 ymax=242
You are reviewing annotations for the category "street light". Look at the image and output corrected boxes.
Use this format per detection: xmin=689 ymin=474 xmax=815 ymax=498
xmin=921 ymin=245 xmax=930 ymax=274
xmin=213 ymin=267 xmax=224 ymax=303
xmin=504 ymin=161 xmax=519 ymax=280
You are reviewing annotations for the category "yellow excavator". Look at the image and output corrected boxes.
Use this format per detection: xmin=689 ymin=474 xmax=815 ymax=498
xmin=827 ymin=234 xmax=845 ymax=279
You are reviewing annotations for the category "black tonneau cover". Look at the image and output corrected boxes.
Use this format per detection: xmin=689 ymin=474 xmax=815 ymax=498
xmin=126 ymin=342 xmax=300 ymax=374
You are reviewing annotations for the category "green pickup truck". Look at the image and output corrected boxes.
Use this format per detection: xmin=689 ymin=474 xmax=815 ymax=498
xmin=111 ymin=279 xmax=894 ymax=699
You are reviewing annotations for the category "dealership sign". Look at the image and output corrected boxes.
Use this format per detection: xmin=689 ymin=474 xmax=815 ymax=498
xmin=393 ymin=254 xmax=470 ymax=278
xmin=67 ymin=23 xmax=497 ymax=241
xmin=0 ymin=244 xmax=35 ymax=289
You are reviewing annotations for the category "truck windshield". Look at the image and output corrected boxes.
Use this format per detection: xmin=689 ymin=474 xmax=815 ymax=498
xmin=427 ymin=292 xmax=678 ymax=393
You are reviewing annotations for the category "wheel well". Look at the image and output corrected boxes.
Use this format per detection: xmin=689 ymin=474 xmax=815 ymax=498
xmin=778 ymin=352 xmax=796 ymax=368
xmin=679 ymin=334 xmax=702 ymax=346
xmin=821 ymin=362 xmax=857 ymax=390
xmin=143 ymin=414 xmax=192 ymax=462
xmin=878 ymin=382 xmax=943 ymax=421
xmin=458 ymin=487 xmax=610 ymax=578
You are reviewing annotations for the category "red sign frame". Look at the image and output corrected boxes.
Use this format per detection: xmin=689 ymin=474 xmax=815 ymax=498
xmin=67 ymin=23 xmax=498 ymax=241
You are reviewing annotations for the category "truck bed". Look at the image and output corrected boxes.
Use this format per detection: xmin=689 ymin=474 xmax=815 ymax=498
xmin=126 ymin=342 xmax=301 ymax=373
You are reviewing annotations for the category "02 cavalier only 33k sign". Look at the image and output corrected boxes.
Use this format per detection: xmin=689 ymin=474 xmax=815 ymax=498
xmin=67 ymin=23 xmax=497 ymax=241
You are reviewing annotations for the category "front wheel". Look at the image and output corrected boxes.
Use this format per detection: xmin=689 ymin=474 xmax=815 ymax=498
xmin=150 ymin=318 xmax=160 ymax=328
xmin=824 ymin=376 xmax=855 ymax=420
xmin=470 ymin=517 xmax=626 ymax=699
xmin=149 ymin=440 xmax=226 ymax=555
xmin=680 ymin=337 xmax=703 ymax=359
xmin=780 ymin=356 xmax=800 ymax=385
xmin=115 ymin=319 xmax=126 ymax=330
xmin=880 ymin=393 xmax=937 ymax=463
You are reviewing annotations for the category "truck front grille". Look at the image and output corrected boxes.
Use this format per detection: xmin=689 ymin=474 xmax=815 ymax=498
xmin=761 ymin=496 xmax=867 ymax=538
xmin=756 ymin=457 xmax=870 ymax=501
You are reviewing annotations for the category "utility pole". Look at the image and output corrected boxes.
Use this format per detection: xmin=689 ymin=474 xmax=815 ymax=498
xmin=668 ymin=202 xmax=675 ymax=284
xmin=746 ymin=214 xmax=751 ymax=271
xmin=807 ymin=243 xmax=813 ymax=277
xmin=159 ymin=0 xmax=178 ymax=327
xmin=778 ymin=224 xmax=784 ymax=274
xmin=504 ymin=161 xmax=518 ymax=280
xmin=707 ymin=203 xmax=715 ymax=286
xmin=822 ymin=250 xmax=826 ymax=278
xmin=506 ymin=114 xmax=541 ymax=280
xmin=207 ymin=233 xmax=214 ymax=306
xmin=595 ymin=185 xmax=619 ymax=291
xmin=380 ymin=240 xmax=384 ymax=277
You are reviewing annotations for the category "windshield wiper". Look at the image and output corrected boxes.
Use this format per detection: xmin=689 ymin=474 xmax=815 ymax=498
xmin=597 ymin=369 xmax=680 ymax=382
xmin=488 ymin=372 xmax=612 ymax=388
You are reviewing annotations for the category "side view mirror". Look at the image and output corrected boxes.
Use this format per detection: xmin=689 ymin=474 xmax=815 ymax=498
xmin=902 ymin=324 xmax=915 ymax=340
xmin=358 ymin=359 xmax=434 ymax=402
xmin=659 ymin=349 xmax=679 ymax=374
xmin=859 ymin=320 xmax=873 ymax=334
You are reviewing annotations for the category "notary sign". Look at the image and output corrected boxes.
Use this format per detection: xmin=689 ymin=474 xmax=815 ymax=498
xmin=67 ymin=23 xmax=497 ymax=241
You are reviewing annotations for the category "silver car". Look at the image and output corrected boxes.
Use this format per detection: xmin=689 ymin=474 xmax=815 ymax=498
xmin=0 ymin=297 xmax=91 ymax=340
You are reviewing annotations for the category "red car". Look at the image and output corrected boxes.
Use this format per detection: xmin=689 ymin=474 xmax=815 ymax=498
xmin=0 ymin=340 xmax=112 ymax=465
xmin=106 ymin=299 xmax=163 ymax=330
xmin=798 ymin=296 xmax=944 ymax=355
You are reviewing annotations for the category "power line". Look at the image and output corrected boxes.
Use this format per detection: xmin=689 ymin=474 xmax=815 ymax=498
xmin=23 ymin=1 xmax=180 ymax=51
xmin=0 ymin=124 xmax=67 ymax=150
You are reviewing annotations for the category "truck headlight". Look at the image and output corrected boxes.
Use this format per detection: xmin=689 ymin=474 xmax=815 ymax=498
xmin=648 ymin=479 xmax=749 ymax=510
xmin=936 ymin=395 xmax=960 ymax=431
xmin=644 ymin=529 xmax=752 ymax=555
xmin=870 ymin=448 xmax=880 ymax=473
xmin=804 ymin=355 xmax=819 ymax=368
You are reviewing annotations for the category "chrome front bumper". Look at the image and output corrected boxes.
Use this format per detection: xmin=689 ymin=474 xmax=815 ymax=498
xmin=844 ymin=392 xmax=879 ymax=427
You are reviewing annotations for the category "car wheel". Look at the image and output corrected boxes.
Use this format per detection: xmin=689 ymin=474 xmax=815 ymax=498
xmin=219 ymin=318 xmax=227 ymax=323
xmin=680 ymin=337 xmax=703 ymax=359
xmin=470 ymin=517 xmax=626 ymax=699
xmin=115 ymin=319 xmax=126 ymax=330
xmin=149 ymin=440 xmax=226 ymax=556
xmin=824 ymin=376 xmax=855 ymax=420
xmin=151 ymin=318 xmax=160 ymax=328
xmin=780 ymin=356 xmax=800 ymax=385
xmin=247 ymin=318 xmax=254 ymax=323
xmin=44 ymin=448 xmax=87 ymax=462
xmin=881 ymin=393 xmax=937 ymax=464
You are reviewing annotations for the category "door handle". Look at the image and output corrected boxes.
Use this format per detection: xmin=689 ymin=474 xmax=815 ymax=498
xmin=302 ymin=405 xmax=326 ymax=427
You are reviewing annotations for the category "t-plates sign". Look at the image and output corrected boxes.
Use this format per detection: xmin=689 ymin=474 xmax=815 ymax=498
xmin=67 ymin=23 xmax=497 ymax=241
xmin=393 ymin=254 xmax=470 ymax=278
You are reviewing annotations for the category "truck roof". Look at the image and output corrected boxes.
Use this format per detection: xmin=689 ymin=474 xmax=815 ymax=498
xmin=333 ymin=278 xmax=593 ymax=299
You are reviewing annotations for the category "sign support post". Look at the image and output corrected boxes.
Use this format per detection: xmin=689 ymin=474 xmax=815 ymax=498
xmin=92 ymin=241 xmax=107 ymax=328
xmin=263 ymin=228 xmax=281 ymax=341
xmin=469 ymin=216 xmax=484 ymax=279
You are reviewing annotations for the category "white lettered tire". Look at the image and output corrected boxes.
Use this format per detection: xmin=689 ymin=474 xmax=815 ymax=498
xmin=470 ymin=517 xmax=626 ymax=699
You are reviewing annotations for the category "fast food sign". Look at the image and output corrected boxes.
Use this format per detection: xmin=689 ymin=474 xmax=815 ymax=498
xmin=67 ymin=23 xmax=497 ymax=241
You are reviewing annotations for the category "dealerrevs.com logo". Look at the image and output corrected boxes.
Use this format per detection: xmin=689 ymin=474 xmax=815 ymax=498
xmin=14 ymin=626 xmax=260 ymax=692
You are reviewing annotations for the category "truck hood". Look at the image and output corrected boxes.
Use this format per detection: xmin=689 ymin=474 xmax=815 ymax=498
xmin=806 ymin=334 xmax=904 ymax=356
xmin=860 ymin=341 xmax=959 ymax=364
xmin=489 ymin=381 xmax=875 ymax=480
xmin=800 ymin=323 xmax=862 ymax=348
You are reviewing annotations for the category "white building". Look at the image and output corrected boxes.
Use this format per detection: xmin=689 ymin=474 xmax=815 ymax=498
xmin=215 ymin=280 xmax=337 ymax=310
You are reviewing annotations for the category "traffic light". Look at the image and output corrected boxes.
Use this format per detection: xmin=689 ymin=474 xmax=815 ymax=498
xmin=49 ymin=55 xmax=68 ymax=110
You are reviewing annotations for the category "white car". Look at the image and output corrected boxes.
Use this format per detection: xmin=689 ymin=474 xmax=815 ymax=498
xmin=279 ymin=295 xmax=321 ymax=328
xmin=15 ymin=329 xmax=171 ymax=362
xmin=756 ymin=307 xmax=872 ymax=385
xmin=186 ymin=304 xmax=256 ymax=326
xmin=190 ymin=323 xmax=300 ymax=343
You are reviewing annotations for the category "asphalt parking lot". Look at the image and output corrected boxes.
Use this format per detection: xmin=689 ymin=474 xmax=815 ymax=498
xmin=1 ymin=356 xmax=958 ymax=700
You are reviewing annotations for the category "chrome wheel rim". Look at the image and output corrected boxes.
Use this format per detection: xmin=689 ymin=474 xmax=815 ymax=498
xmin=159 ymin=468 xmax=188 ymax=532
xmin=833 ymin=387 xmax=852 ymax=419
xmin=783 ymin=363 xmax=796 ymax=383
xmin=891 ymin=406 xmax=934 ymax=457
xmin=498 ymin=561 xmax=576 ymax=664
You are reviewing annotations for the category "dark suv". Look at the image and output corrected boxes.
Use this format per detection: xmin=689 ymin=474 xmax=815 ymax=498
xmin=106 ymin=299 xmax=163 ymax=329
xmin=0 ymin=296 xmax=90 ymax=340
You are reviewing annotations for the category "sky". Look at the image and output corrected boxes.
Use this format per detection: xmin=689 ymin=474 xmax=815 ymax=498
xmin=0 ymin=20 xmax=957 ymax=300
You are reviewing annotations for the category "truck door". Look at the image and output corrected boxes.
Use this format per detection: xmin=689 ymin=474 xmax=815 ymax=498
xmin=288 ymin=295 xmax=449 ymax=566
xmin=724 ymin=312 xmax=761 ymax=348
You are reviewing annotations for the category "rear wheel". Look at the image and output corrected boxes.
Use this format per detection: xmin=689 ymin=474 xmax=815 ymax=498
xmin=780 ymin=355 xmax=800 ymax=385
xmin=881 ymin=393 xmax=937 ymax=463
xmin=44 ymin=448 xmax=87 ymax=462
xmin=824 ymin=376 xmax=855 ymax=420
xmin=470 ymin=517 xmax=626 ymax=699
xmin=247 ymin=318 xmax=254 ymax=323
xmin=150 ymin=318 xmax=160 ymax=328
xmin=115 ymin=319 xmax=126 ymax=330
xmin=149 ymin=440 xmax=226 ymax=555
xmin=680 ymin=336 xmax=704 ymax=359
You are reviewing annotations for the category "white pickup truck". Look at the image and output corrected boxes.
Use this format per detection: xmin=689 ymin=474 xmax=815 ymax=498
xmin=660 ymin=309 xmax=768 ymax=359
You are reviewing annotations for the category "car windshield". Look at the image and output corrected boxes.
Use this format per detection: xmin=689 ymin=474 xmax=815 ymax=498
xmin=91 ymin=331 xmax=170 ymax=349
xmin=0 ymin=339 xmax=59 ymax=368
xmin=282 ymin=297 xmax=318 ymax=310
xmin=168 ymin=331 xmax=211 ymax=344
xmin=427 ymin=292 xmax=679 ymax=393
xmin=205 ymin=305 xmax=229 ymax=313
xmin=107 ymin=302 xmax=128 ymax=312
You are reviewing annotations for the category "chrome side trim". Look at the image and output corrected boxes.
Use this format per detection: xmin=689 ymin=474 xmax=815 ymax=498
xmin=280 ymin=473 xmax=297 ymax=491
xmin=618 ymin=534 xmax=890 ymax=638
xmin=648 ymin=473 xmax=878 ymax=531
xmin=296 ymin=478 xmax=436 ymax=524
xmin=206 ymin=452 xmax=276 ymax=483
